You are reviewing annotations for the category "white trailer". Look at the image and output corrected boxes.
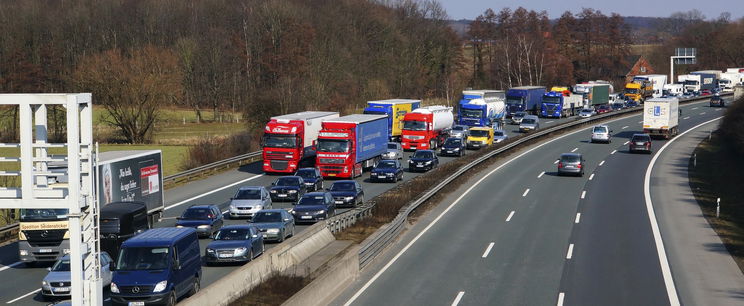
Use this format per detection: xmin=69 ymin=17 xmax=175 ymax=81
xmin=663 ymin=84 xmax=684 ymax=96
xmin=643 ymin=97 xmax=679 ymax=139
xmin=635 ymin=74 xmax=667 ymax=97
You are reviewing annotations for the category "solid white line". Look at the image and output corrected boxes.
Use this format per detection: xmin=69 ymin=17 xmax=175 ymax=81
xmin=643 ymin=116 xmax=723 ymax=306
xmin=482 ymin=242 xmax=495 ymax=258
xmin=506 ymin=211 xmax=515 ymax=222
xmin=554 ymin=159 xmax=559 ymax=164
xmin=342 ymin=106 xmax=710 ymax=306
xmin=451 ymin=291 xmax=465 ymax=306
xmin=638 ymin=121 xmax=643 ymax=124
xmin=623 ymin=141 xmax=629 ymax=145
xmin=6 ymin=289 xmax=39 ymax=304
xmin=622 ymin=125 xmax=629 ymax=129
xmin=0 ymin=262 xmax=22 ymax=273
xmin=611 ymin=150 xmax=617 ymax=155
xmin=570 ymin=147 xmax=578 ymax=152
xmin=700 ymin=112 xmax=706 ymax=115
xmin=588 ymin=173 xmax=594 ymax=181
xmin=566 ymin=244 xmax=574 ymax=259
xmin=538 ymin=171 xmax=545 ymax=178
xmin=575 ymin=213 xmax=581 ymax=224
xmin=581 ymin=191 xmax=586 ymax=199
xmin=683 ymin=116 xmax=690 ymax=120
xmin=522 ymin=189 xmax=530 ymax=197
xmin=715 ymin=109 xmax=722 ymax=111
xmin=599 ymin=160 xmax=605 ymax=166
xmin=692 ymin=107 xmax=698 ymax=110
xmin=557 ymin=292 xmax=565 ymax=306
xmin=164 ymin=174 xmax=264 ymax=211
xmin=546 ymin=121 xmax=554 ymax=124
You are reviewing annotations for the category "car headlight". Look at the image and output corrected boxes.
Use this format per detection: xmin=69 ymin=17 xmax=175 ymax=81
xmin=270 ymin=190 xmax=277 ymax=193
xmin=288 ymin=209 xmax=295 ymax=214
xmin=197 ymin=225 xmax=211 ymax=229
xmin=110 ymin=282 xmax=120 ymax=293
xmin=424 ymin=161 xmax=432 ymax=165
xmin=42 ymin=280 xmax=48 ymax=286
xmin=318 ymin=210 xmax=326 ymax=214
xmin=453 ymin=147 xmax=460 ymax=151
xmin=387 ymin=173 xmax=394 ymax=176
xmin=305 ymin=182 xmax=314 ymax=185
xmin=266 ymin=228 xmax=280 ymax=234
xmin=176 ymin=225 xmax=184 ymax=228
xmin=254 ymin=205 xmax=262 ymax=210
xmin=206 ymin=248 xmax=215 ymax=253
xmin=344 ymin=196 xmax=354 ymax=201
xmin=153 ymin=280 xmax=168 ymax=293
xmin=288 ymin=190 xmax=298 ymax=193
xmin=234 ymin=247 xmax=248 ymax=256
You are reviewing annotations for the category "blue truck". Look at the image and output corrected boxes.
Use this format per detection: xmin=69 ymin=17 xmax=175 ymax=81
xmin=457 ymin=90 xmax=506 ymax=127
xmin=540 ymin=91 xmax=583 ymax=118
xmin=506 ymin=86 xmax=546 ymax=117
xmin=316 ymin=114 xmax=389 ymax=178
xmin=363 ymin=99 xmax=421 ymax=141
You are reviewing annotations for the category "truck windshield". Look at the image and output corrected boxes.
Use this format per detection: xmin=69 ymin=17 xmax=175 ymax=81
xmin=684 ymin=80 xmax=699 ymax=86
xmin=470 ymin=130 xmax=489 ymax=137
xmin=117 ymin=247 xmax=170 ymax=271
xmin=100 ymin=219 xmax=121 ymax=234
xmin=625 ymin=89 xmax=638 ymax=94
xmin=263 ymin=134 xmax=298 ymax=148
xmin=506 ymin=97 xmax=523 ymax=105
xmin=20 ymin=209 xmax=68 ymax=222
xmin=542 ymin=96 xmax=561 ymax=104
xmin=402 ymin=120 xmax=426 ymax=131
xmin=317 ymin=139 xmax=350 ymax=153
xmin=460 ymin=109 xmax=482 ymax=119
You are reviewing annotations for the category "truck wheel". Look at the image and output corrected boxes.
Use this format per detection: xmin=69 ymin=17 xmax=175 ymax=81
xmin=189 ymin=278 xmax=200 ymax=297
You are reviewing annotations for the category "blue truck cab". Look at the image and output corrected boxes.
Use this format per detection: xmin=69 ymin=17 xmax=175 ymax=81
xmin=111 ymin=227 xmax=202 ymax=306
xmin=506 ymin=86 xmax=546 ymax=117
xmin=457 ymin=90 xmax=506 ymax=127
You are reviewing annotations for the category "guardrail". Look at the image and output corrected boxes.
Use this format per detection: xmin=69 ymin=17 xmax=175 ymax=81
xmin=162 ymin=151 xmax=263 ymax=187
xmin=0 ymin=222 xmax=19 ymax=245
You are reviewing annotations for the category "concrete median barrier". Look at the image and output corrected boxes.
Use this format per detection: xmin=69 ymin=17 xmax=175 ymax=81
xmin=283 ymin=245 xmax=360 ymax=306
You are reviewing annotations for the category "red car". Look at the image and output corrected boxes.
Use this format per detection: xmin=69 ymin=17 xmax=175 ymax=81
xmin=700 ymin=89 xmax=712 ymax=96
xmin=629 ymin=133 xmax=652 ymax=153
xmin=596 ymin=105 xmax=612 ymax=114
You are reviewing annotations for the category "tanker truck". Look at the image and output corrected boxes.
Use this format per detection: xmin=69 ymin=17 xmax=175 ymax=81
xmin=401 ymin=105 xmax=454 ymax=150
xmin=457 ymin=90 xmax=506 ymax=127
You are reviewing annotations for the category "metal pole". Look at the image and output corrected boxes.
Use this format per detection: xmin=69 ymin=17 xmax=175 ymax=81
xmin=670 ymin=56 xmax=675 ymax=86
xmin=693 ymin=153 xmax=696 ymax=168
xmin=717 ymin=198 xmax=721 ymax=218
xmin=66 ymin=97 xmax=84 ymax=306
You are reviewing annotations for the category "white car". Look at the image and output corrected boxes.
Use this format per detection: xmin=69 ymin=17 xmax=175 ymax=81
xmin=493 ymin=129 xmax=508 ymax=143
xmin=228 ymin=186 xmax=272 ymax=219
xmin=578 ymin=108 xmax=595 ymax=118
xmin=590 ymin=125 xmax=612 ymax=143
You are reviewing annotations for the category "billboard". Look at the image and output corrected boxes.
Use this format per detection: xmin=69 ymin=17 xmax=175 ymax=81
xmin=99 ymin=152 xmax=163 ymax=213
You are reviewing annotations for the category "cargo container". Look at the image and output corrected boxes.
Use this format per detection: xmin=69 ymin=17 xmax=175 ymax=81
xmin=633 ymin=74 xmax=667 ymax=97
xmin=401 ymin=106 xmax=454 ymax=150
xmin=457 ymin=90 xmax=506 ymax=127
xmin=363 ymin=99 xmax=420 ymax=141
xmin=686 ymin=72 xmax=716 ymax=92
xmin=315 ymin=114 xmax=388 ymax=178
xmin=262 ymin=111 xmax=339 ymax=173
xmin=643 ymin=97 xmax=679 ymax=139
xmin=585 ymin=84 xmax=610 ymax=105
xmin=505 ymin=86 xmax=546 ymax=116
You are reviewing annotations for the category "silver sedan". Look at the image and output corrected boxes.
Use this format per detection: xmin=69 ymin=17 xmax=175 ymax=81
xmin=382 ymin=142 xmax=403 ymax=160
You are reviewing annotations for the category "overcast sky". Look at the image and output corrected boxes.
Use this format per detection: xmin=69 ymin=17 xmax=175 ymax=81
xmin=440 ymin=0 xmax=744 ymax=20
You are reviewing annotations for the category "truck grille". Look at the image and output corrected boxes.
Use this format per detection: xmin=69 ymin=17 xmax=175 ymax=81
xmin=266 ymin=151 xmax=292 ymax=160
xmin=270 ymin=160 xmax=288 ymax=171
xmin=318 ymin=158 xmax=345 ymax=164
xmin=320 ymin=166 xmax=344 ymax=174
xmin=24 ymin=229 xmax=66 ymax=247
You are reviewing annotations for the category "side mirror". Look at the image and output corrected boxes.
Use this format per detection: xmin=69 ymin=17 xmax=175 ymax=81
xmin=173 ymin=260 xmax=181 ymax=270
xmin=283 ymin=218 xmax=291 ymax=222
xmin=47 ymin=267 xmax=51 ymax=271
xmin=271 ymin=182 xmax=276 ymax=186
xmin=109 ymin=262 xmax=115 ymax=270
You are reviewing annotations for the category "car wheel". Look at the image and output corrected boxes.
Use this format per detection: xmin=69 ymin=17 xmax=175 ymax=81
xmin=359 ymin=195 xmax=364 ymax=205
xmin=290 ymin=225 xmax=296 ymax=237
xmin=189 ymin=278 xmax=200 ymax=297
xmin=166 ymin=291 xmax=177 ymax=306
xmin=278 ymin=230 xmax=285 ymax=243
xmin=248 ymin=250 xmax=254 ymax=262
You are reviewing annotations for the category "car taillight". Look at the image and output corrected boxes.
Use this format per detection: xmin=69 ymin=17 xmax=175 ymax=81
xmin=558 ymin=162 xmax=563 ymax=168
xmin=577 ymin=164 xmax=582 ymax=169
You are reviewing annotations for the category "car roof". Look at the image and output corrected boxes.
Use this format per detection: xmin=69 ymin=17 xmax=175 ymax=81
xmin=414 ymin=149 xmax=434 ymax=153
xmin=304 ymin=191 xmax=330 ymax=197
xmin=122 ymin=228 xmax=196 ymax=247
xmin=238 ymin=186 xmax=264 ymax=190
xmin=256 ymin=209 xmax=286 ymax=213
xmin=101 ymin=202 xmax=147 ymax=218
xmin=296 ymin=167 xmax=316 ymax=171
xmin=523 ymin=115 xmax=539 ymax=119
xmin=278 ymin=175 xmax=302 ymax=179
xmin=632 ymin=133 xmax=651 ymax=137
xmin=219 ymin=225 xmax=255 ymax=230
xmin=594 ymin=125 xmax=608 ymax=128
xmin=561 ymin=153 xmax=582 ymax=158
xmin=332 ymin=180 xmax=356 ymax=184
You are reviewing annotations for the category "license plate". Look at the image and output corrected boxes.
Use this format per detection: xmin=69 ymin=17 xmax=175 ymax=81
xmin=53 ymin=287 xmax=70 ymax=292
xmin=335 ymin=201 xmax=343 ymax=204
xmin=39 ymin=249 xmax=52 ymax=253
xmin=446 ymin=151 xmax=453 ymax=153
xmin=129 ymin=302 xmax=145 ymax=306
xmin=278 ymin=194 xmax=287 ymax=197
xmin=218 ymin=253 xmax=232 ymax=258
xmin=417 ymin=163 xmax=423 ymax=166
xmin=301 ymin=216 xmax=312 ymax=219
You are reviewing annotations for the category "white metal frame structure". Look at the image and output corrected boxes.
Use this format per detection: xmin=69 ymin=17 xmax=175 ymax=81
xmin=670 ymin=48 xmax=696 ymax=85
xmin=0 ymin=94 xmax=101 ymax=305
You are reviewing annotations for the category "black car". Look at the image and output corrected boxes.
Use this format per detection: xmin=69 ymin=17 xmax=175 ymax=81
xmin=409 ymin=150 xmax=439 ymax=172
xmin=291 ymin=192 xmax=336 ymax=223
xmin=270 ymin=176 xmax=306 ymax=203
xmin=370 ymin=160 xmax=403 ymax=183
xmin=328 ymin=180 xmax=364 ymax=208
xmin=176 ymin=204 xmax=225 ymax=238
xmin=440 ymin=137 xmax=466 ymax=157
xmin=295 ymin=167 xmax=323 ymax=191
xmin=709 ymin=95 xmax=725 ymax=107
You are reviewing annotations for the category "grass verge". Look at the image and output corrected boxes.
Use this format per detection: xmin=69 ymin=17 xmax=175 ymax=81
xmin=688 ymin=133 xmax=744 ymax=273
xmin=229 ymin=274 xmax=311 ymax=306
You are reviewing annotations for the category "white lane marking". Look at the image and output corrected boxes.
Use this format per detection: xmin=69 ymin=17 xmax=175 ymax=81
xmin=599 ymin=160 xmax=605 ymax=166
xmin=715 ymin=109 xmax=722 ymax=111
xmin=611 ymin=149 xmax=617 ymax=155
xmin=342 ymin=106 xmax=707 ymax=306
xmin=554 ymin=159 xmax=559 ymax=164
xmin=546 ymin=121 xmax=554 ymax=124
xmin=700 ymin=112 xmax=706 ymax=115
xmin=538 ymin=171 xmax=545 ymax=178
xmin=570 ymin=147 xmax=578 ymax=152
xmin=506 ymin=211 xmax=515 ymax=222
xmin=451 ymin=291 xmax=465 ymax=306
xmin=581 ymin=191 xmax=586 ymax=199
xmin=6 ymin=289 xmax=39 ymax=304
xmin=164 ymin=174 xmax=264 ymax=211
xmin=522 ymin=189 xmax=530 ymax=197
xmin=557 ymin=292 xmax=565 ymax=306
xmin=589 ymin=173 xmax=594 ymax=181
xmin=683 ymin=116 xmax=690 ymax=120
xmin=482 ymin=242 xmax=495 ymax=258
xmin=623 ymin=141 xmax=629 ymax=145
xmin=566 ymin=244 xmax=574 ymax=259
xmin=622 ymin=126 xmax=629 ymax=129
xmin=638 ymin=121 xmax=643 ymax=124
xmin=0 ymin=262 xmax=22 ymax=273
xmin=222 ymin=209 xmax=229 ymax=215
xmin=692 ymin=107 xmax=698 ymax=110
xmin=643 ymin=116 xmax=722 ymax=306
xmin=575 ymin=213 xmax=581 ymax=224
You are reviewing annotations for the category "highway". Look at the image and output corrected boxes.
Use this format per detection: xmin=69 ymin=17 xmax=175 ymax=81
xmin=0 ymin=115 xmax=581 ymax=304
xmin=332 ymin=98 xmax=732 ymax=306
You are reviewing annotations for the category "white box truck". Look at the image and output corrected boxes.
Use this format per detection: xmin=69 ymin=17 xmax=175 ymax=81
xmin=643 ymin=98 xmax=679 ymax=139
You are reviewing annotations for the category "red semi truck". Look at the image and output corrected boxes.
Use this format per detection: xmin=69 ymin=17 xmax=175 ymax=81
xmin=400 ymin=105 xmax=454 ymax=150
xmin=262 ymin=111 xmax=339 ymax=173
xmin=315 ymin=114 xmax=389 ymax=178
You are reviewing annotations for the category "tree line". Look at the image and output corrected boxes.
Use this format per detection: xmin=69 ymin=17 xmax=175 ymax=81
xmin=0 ymin=0 xmax=461 ymax=143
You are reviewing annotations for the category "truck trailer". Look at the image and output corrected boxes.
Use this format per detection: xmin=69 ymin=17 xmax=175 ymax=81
xmin=401 ymin=106 xmax=454 ymax=151
xmin=505 ymin=86 xmax=546 ymax=116
xmin=18 ymin=150 xmax=165 ymax=264
xmin=633 ymin=74 xmax=667 ymax=98
xmin=457 ymin=90 xmax=506 ymax=127
xmin=262 ymin=111 xmax=339 ymax=173
xmin=643 ymin=97 xmax=679 ymax=139
xmin=363 ymin=99 xmax=420 ymax=141
xmin=684 ymin=72 xmax=716 ymax=93
xmin=315 ymin=114 xmax=388 ymax=178
xmin=540 ymin=91 xmax=582 ymax=118
xmin=585 ymin=84 xmax=611 ymax=105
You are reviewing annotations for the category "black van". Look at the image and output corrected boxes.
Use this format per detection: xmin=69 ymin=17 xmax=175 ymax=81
xmin=100 ymin=202 xmax=150 ymax=261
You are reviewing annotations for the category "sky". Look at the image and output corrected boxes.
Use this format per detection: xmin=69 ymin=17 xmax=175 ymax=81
xmin=439 ymin=0 xmax=744 ymax=21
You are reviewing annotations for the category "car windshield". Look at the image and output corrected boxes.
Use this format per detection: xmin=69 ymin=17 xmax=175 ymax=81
xmin=445 ymin=138 xmax=462 ymax=146
xmin=214 ymin=228 xmax=250 ymax=240
xmin=330 ymin=182 xmax=355 ymax=191
xmin=116 ymin=247 xmax=170 ymax=271
xmin=470 ymin=130 xmax=489 ymax=137
xmin=235 ymin=189 xmax=261 ymax=200
xmin=181 ymin=208 xmax=212 ymax=220
xmin=599 ymin=105 xmax=609 ymax=110
xmin=376 ymin=161 xmax=397 ymax=169
xmin=276 ymin=177 xmax=301 ymax=186
xmin=253 ymin=212 xmax=283 ymax=223
xmin=317 ymin=139 xmax=350 ymax=153
xmin=403 ymin=120 xmax=427 ymax=131
xmin=513 ymin=112 xmax=526 ymax=118
xmin=632 ymin=136 xmax=650 ymax=142
xmin=494 ymin=131 xmax=505 ymax=137
xmin=263 ymin=134 xmax=297 ymax=148
xmin=581 ymin=109 xmax=592 ymax=114
xmin=298 ymin=195 xmax=326 ymax=206
xmin=593 ymin=127 xmax=607 ymax=133
xmin=295 ymin=169 xmax=316 ymax=179
xmin=51 ymin=259 xmax=71 ymax=272
xmin=521 ymin=119 xmax=535 ymax=124
xmin=413 ymin=151 xmax=433 ymax=159
xmin=387 ymin=143 xmax=399 ymax=149
xmin=561 ymin=155 xmax=581 ymax=163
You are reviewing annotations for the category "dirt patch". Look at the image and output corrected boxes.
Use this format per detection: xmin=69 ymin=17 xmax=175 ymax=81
xmin=229 ymin=273 xmax=312 ymax=306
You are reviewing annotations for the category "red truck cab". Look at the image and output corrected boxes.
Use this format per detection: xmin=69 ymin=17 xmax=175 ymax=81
xmin=262 ymin=120 xmax=305 ymax=173
xmin=400 ymin=106 xmax=454 ymax=151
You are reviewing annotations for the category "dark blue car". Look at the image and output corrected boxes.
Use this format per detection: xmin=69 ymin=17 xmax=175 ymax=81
xmin=291 ymin=192 xmax=336 ymax=223
xmin=270 ymin=176 xmax=306 ymax=203
xmin=328 ymin=180 xmax=364 ymax=208
xmin=176 ymin=204 xmax=224 ymax=238
xmin=295 ymin=168 xmax=323 ymax=191
xmin=204 ymin=225 xmax=264 ymax=265
xmin=440 ymin=137 xmax=466 ymax=157
xmin=370 ymin=160 xmax=403 ymax=183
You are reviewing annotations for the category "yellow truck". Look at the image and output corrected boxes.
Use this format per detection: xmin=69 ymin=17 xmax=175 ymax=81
xmin=625 ymin=80 xmax=653 ymax=102
xmin=466 ymin=126 xmax=494 ymax=149
xmin=363 ymin=99 xmax=421 ymax=141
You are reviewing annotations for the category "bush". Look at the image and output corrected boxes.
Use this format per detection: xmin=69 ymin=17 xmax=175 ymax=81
xmin=183 ymin=130 xmax=261 ymax=170
xmin=719 ymin=96 xmax=744 ymax=155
